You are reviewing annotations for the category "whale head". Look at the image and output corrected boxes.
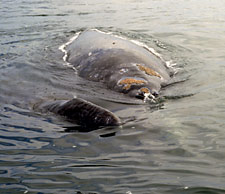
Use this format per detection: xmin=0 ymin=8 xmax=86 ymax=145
xmin=117 ymin=77 xmax=160 ymax=101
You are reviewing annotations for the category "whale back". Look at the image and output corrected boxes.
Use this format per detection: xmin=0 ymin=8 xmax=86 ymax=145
xmin=67 ymin=30 xmax=171 ymax=80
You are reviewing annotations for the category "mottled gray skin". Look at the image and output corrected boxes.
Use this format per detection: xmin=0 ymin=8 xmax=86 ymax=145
xmin=66 ymin=30 xmax=172 ymax=99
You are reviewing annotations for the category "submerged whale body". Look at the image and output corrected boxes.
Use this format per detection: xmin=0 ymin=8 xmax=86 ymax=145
xmin=42 ymin=30 xmax=172 ymax=128
xmin=40 ymin=98 xmax=121 ymax=127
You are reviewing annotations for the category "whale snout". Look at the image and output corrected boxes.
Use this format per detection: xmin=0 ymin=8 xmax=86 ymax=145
xmin=128 ymin=86 xmax=159 ymax=101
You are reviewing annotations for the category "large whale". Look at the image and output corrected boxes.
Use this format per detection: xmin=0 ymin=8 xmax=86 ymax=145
xmin=40 ymin=30 xmax=173 ymax=128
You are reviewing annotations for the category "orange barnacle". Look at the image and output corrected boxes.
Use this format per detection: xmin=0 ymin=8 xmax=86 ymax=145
xmin=123 ymin=84 xmax=131 ymax=90
xmin=118 ymin=78 xmax=147 ymax=90
xmin=140 ymin=87 xmax=150 ymax=94
xmin=137 ymin=64 xmax=161 ymax=78
xmin=119 ymin=78 xmax=146 ymax=85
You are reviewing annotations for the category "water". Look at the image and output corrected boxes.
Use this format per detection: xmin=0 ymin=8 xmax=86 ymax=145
xmin=1 ymin=0 xmax=225 ymax=193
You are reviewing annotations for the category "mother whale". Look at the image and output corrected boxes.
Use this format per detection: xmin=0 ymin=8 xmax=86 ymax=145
xmin=41 ymin=30 xmax=173 ymax=127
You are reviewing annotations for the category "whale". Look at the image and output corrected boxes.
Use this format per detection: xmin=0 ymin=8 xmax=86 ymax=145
xmin=40 ymin=30 xmax=173 ymax=128
xmin=66 ymin=30 xmax=172 ymax=99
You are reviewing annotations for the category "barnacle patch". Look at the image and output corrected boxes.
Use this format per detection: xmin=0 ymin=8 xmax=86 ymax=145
xmin=137 ymin=64 xmax=161 ymax=78
xmin=118 ymin=78 xmax=147 ymax=90
xmin=140 ymin=87 xmax=150 ymax=94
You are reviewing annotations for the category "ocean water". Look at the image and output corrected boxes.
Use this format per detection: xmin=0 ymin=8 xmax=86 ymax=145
xmin=1 ymin=0 xmax=225 ymax=193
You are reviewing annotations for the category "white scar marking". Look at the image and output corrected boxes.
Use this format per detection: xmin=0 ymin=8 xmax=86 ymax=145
xmin=144 ymin=92 xmax=156 ymax=103
xmin=58 ymin=32 xmax=81 ymax=72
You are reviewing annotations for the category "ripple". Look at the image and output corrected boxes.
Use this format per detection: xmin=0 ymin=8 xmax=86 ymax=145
xmin=0 ymin=141 xmax=15 ymax=147
xmin=1 ymin=0 xmax=225 ymax=193
xmin=172 ymin=186 xmax=225 ymax=194
xmin=22 ymin=13 xmax=69 ymax=17
xmin=163 ymin=147 xmax=194 ymax=157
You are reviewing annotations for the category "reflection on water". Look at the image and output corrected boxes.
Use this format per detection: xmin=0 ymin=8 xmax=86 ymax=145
xmin=1 ymin=0 xmax=225 ymax=193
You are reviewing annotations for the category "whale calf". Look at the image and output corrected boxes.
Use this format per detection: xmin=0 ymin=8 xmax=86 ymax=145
xmin=41 ymin=30 xmax=173 ymax=128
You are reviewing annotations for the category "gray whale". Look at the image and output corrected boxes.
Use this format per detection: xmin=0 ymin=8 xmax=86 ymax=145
xmin=42 ymin=30 xmax=172 ymax=128
xmin=67 ymin=30 xmax=171 ymax=99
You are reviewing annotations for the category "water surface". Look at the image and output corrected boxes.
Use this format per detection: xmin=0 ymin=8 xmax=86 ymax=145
xmin=1 ymin=0 xmax=225 ymax=193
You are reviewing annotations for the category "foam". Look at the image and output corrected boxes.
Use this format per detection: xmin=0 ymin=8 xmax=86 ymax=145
xmin=58 ymin=32 xmax=81 ymax=71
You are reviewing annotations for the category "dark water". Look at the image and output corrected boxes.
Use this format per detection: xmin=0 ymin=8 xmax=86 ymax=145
xmin=1 ymin=0 xmax=225 ymax=193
